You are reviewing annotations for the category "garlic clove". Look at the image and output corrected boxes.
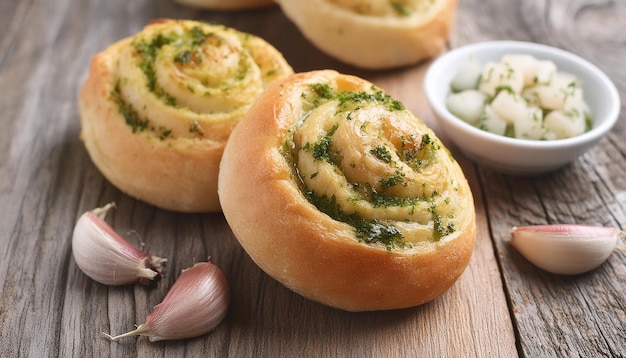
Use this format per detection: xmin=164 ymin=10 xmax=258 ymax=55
xmin=72 ymin=203 xmax=166 ymax=285
xmin=510 ymin=224 xmax=623 ymax=275
xmin=105 ymin=260 xmax=230 ymax=342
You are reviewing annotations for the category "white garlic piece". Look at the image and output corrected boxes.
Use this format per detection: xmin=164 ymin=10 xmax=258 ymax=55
xmin=72 ymin=203 xmax=166 ymax=285
xmin=510 ymin=224 xmax=623 ymax=275
xmin=105 ymin=260 xmax=230 ymax=341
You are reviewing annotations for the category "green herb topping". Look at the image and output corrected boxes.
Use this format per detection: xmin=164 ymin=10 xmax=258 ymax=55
xmin=306 ymin=83 xmax=405 ymax=112
xmin=370 ymin=145 xmax=392 ymax=163
xmin=310 ymin=83 xmax=337 ymax=101
xmin=337 ymin=88 xmax=405 ymax=111
xmin=189 ymin=25 xmax=208 ymax=47
xmin=132 ymin=34 xmax=174 ymax=92
xmin=311 ymin=124 xmax=338 ymax=161
xmin=391 ymin=2 xmax=411 ymax=16
xmin=279 ymin=81 xmax=457 ymax=247
xmin=380 ymin=171 xmax=406 ymax=192
xmin=130 ymin=25 xmax=219 ymax=108
xmin=431 ymin=201 xmax=455 ymax=240
xmin=110 ymin=81 xmax=174 ymax=140
xmin=174 ymin=50 xmax=194 ymax=64
xmin=111 ymin=82 xmax=149 ymax=133
xmin=397 ymin=133 xmax=441 ymax=172
xmin=305 ymin=191 xmax=405 ymax=251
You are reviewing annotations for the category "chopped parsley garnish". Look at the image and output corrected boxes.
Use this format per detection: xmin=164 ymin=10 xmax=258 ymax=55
xmin=174 ymin=50 xmax=193 ymax=64
xmin=305 ymin=191 xmax=405 ymax=251
xmin=370 ymin=145 xmax=392 ymax=163
xmin=370 ymin=192 xmax=421 ymax=208
xmin=189 ymin=26 xmax=208 ymax=47
xmin=585 ymin=112 xmax=593 ymax=131
xmin=235 ymin=60 xmax=250 ymax=81
xmin=391 ymin=2 xmax=411 ymax=16
xmin=110 ymin=82 xmax=176 ymax=141
xmin=131 ymin=33 xmax=182 ymax=107
xmin=492 ymin=85 xmax=516 ymax=100
xmin=337 ymin=88 xmax=405 ymax=111
xmin=398 ymin=133 xmax=440 ymax=172
xmin=158 ymin=127 xmax=172 ymax=140
xmin=430 ymin=201 xmax=456 ymax=241
xmin=111 ymin=82 xmax=149 ymax=133
xmin=310 ymin=124 xmax=339 ymax=162
xmin=310 ymin=83 xmax=337 ymax=100
xmin=307 ymin=83 xmax=405 ymax=112
xmin=132 ymin=34 xmax=174 ymax=92
xmin=380 ymin=171 xmax=406 ymax=192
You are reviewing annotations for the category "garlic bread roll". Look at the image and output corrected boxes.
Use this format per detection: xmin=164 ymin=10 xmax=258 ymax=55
xmin=79 ymin=19 xmax=293 ymax=212
xmin=173 ymin=0 xmax=274 ymax=10
xmin=219 ymin=70 xmax=476 ymax=311
xmin=275 ymin=0 xmax=456 ymax=69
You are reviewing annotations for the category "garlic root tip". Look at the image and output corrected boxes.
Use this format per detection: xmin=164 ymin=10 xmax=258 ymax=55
xmin=150 ymin=256 xmax=168 ymax=267
xmin=103 ymin=323 xmax=150 ymax=341
xmin=138 ymin=255 xmax=168 ymax=285
xmin=92 ymin=202 xmax=116 ymax=220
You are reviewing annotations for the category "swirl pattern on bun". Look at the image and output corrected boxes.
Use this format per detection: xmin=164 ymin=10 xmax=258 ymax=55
xmin=276 ymin=0 xmax=457 ymax=69
xmin=219 ymin=70 xmax=476 ymax=311
xmin=79 ymin=19 xmax=293 ymax=212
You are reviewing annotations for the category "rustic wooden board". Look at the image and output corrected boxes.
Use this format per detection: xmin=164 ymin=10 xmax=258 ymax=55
xmin=0 ymin=0 xmax=624 ymax=357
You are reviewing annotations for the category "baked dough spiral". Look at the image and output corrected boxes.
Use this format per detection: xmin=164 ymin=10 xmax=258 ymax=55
xmin=276 ymin=0 xmax=456 ymax=69
xmin=79 ymin=19 xmax=293 ymax=212
xmin=173 ymin=0 xmax=274 ymax=11
xmin=219 ymin=70 xmax=476 ymax=311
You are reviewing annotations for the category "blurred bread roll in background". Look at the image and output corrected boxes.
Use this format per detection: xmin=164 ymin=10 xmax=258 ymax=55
xmin=276 ymin=0 xmax=457 ymax=69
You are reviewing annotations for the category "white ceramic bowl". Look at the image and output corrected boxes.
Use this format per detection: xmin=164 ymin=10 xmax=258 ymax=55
xmin=424 ymin=41 xmax=620 ymax=175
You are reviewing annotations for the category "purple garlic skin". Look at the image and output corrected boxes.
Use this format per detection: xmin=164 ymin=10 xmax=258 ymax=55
xmin=106 ymin=260 xmax=230 ymax=342
xmin=72 ymin=203 xmax=166 ymax=285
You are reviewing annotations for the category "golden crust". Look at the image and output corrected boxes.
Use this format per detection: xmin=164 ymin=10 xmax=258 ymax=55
xmin=174 ymin=0 xmax=275 ymax=10
xmin=218 ymin=70 xmax=476 ymax=311
xmin=276 ymin=0 xmax=457 ymax=69
xmin=78 ymin=19 xmax=293 ymax=212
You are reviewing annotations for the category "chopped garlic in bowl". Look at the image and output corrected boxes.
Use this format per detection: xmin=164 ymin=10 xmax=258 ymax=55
xmin=446 ymin=53 xmax=592 ymax=141
xmin=424 ymin=41 xmax=620 ymax=175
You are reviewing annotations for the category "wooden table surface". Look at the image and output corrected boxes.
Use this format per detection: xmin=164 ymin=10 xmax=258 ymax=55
xmin=1 ymin=0 xmax=625 ymax=357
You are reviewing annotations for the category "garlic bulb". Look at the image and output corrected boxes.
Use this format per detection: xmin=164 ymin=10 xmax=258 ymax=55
xmin=510 ymin=224 xmax=623 ymax=275
xmin=72 ymin=203 xmax=166 ymax=285
xmin=105 ymin=260 xmax=230 ymax=342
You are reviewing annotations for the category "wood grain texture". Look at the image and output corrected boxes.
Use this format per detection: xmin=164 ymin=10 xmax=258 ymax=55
xmin=0 ymin=0 xmax=624 ymax=357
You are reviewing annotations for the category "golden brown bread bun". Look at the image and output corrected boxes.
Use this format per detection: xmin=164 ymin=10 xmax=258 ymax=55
xmin=218 ymin=70 xmax=476 ymax=311
xmin=173 ymin=0 xmax=274 ymax=10
xmin=275 ymin=0 xmax=456 ymax=69
xmin=79 ymin=19 xmax=293 ymax=212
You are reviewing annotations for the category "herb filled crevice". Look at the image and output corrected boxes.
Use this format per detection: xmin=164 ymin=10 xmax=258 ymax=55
xmin=282 ymin=81 xmax=460 ymax=250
